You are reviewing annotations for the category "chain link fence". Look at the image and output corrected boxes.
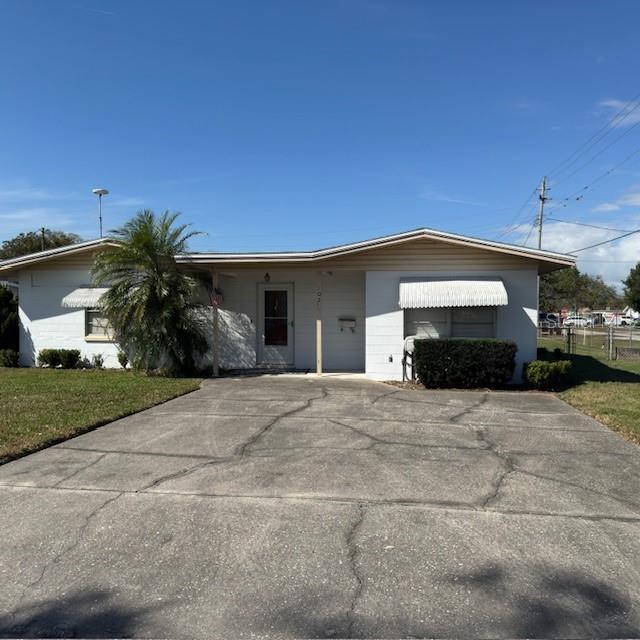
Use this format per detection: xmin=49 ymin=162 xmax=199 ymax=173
xmin=538 ymin=324 xmax=640 ymax=360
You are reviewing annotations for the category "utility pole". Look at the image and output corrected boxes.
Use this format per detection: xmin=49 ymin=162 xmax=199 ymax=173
xmin=40 ymin=227 xmax=46 ymax=252
xmin=537 ymin=176 xmax=549 ymax=249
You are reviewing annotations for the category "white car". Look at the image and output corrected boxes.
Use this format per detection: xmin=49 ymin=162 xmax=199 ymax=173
xmin=606 ymin=315 xmax=635 ymax=327
xmin=563 ymin=315 xmax=593 ymax=328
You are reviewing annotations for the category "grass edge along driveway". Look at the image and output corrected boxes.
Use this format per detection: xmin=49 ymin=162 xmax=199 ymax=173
xmin=539 ymin=337 xmax=640 ymax=445
xmin=0 ymin=368 xmax=202 ymax=464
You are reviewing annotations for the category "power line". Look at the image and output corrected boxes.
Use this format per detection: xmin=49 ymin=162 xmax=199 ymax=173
xmin=551 ymin=119 xmax=640 ymax=189
xmin=495 ymin=187 xmax=538 ymax=239
xmin=522 ymin=216 xmax=538 ymax=247
xmin=545 ymin=143 xmax=640 ymax=215
xmin=570 ymin=228 xmax=640 ymax=253
xmin=548 ymin=93 xmax=640 ymax=180
xmin=545 ymin=216 xmax=634 ymax=233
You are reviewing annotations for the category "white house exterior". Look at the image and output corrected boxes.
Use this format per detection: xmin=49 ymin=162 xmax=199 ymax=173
xmin=0 ymin=228 xmax=575 ymax=380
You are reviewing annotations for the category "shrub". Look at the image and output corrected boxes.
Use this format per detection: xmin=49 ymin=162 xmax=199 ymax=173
xmin=117 ymin=350 xmax=129 ymax=369
xmin=0 ymin=349 xmax=19 ymax=367
xmin=524 ymin=360 xmax=572 ymax=390
xmin=92 ymin=353 xmax=104 ymax=369
xmin=0 ymin=285 xmax=18 ymax=351
xmin=37 ymin=348 xmax=81 ymax=369
xmin=414 ymin=339 xmax=517 ymax=389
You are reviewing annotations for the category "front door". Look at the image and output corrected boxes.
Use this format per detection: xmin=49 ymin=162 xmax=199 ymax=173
xmin=258 ymin=283 xmax=294 ymax=365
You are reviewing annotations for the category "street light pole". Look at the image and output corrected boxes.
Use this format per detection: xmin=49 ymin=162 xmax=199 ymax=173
xmin=92 ymin=188 xmax=109 ymax=237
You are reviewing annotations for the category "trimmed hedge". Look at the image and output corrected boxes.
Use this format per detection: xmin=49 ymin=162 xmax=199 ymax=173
xmin=0 ymin=349 xmax=19 ymax=367
xmin=414 ymin=338 xmax=517 ymax=389
xmin=37 ymin=348 xmax=81 ymax=369
xmin=524 ymin=360 xmax=572 ymax=390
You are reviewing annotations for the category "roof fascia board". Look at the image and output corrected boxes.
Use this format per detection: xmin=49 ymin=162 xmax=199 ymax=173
xmin=0 ymin=239 xmax=118 ymax=272
xmin=177 ymin=229 xmax=575 ymax=266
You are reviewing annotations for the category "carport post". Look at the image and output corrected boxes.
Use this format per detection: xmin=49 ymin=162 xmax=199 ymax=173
xmin=316 ymin=271 xmax=322 ymax=375
xmin=211 ymin=269 xmax=220 ymax=377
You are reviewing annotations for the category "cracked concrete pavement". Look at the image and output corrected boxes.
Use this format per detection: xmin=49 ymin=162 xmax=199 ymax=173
xmin=1 ymin=376 xmax=640 ymax=638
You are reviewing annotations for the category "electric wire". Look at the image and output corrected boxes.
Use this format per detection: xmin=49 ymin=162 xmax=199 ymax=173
xmin=569 ymin=228 xmax=640 ymax=253
xmin=545 ymin=217 xmax=634 ymax=233
xmin=548 ymin=93 xmax=640 ymax=180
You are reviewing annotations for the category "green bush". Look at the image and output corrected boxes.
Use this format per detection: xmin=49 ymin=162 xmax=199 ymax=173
xmin=414 ymin=339 xmax=517 ymax=389
xmin=0 ymin=349 xmax=19 ymax=367
xmin=0 ymin=285 xmax=18 ymax=351
xmin=92 ymin=353 xmax=104 ymax=369
xmin=37 ymin=348 xmax=81 ymax=369
xmin=537 ymin=346 xmax=549 ymax=360
xmin=117 ymin=350 xmax=129 ymax=369
xmin=524 ymin=360 xmax=572 ymax=390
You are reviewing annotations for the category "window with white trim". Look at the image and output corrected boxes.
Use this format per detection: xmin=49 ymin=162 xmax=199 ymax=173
xmin=85 ymin=309 xmax=113 ymax=339
xmin=404 ymin=307 xmax=496 ymax=339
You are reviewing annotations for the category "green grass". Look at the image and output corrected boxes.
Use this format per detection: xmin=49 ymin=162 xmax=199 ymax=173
xmin=538 ymin=336 xmax=640 ymax=443
xmin=0 ymin=368 xmax=202 ymax=464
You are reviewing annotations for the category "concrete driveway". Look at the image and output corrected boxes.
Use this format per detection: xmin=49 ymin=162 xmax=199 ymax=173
xmin=1 ymin=376 xmax=640 ymax=639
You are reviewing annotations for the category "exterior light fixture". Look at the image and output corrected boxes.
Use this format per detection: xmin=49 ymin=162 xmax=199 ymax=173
xmin=264 ymin=272 xmax=270 ymax=282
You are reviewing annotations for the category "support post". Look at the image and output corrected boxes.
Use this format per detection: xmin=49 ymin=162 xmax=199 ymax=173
xmin=316 ymin=271 xmax=322 ymax=375
xmin=211 ymin=269 xmax=220 ymax=377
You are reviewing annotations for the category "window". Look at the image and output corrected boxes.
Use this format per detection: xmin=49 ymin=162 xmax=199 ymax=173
xmin=452 ymin=307 xmax=495 ymax=338
xmin=264 ymin=290 xmax=288 ymax=346
xmin=85 ymin=309 xmax=113 ymax=340
xmin=404 ymin=307 xmax=496 ymax=339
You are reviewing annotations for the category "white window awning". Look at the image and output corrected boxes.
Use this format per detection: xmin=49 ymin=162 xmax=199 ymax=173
xmin=399 ymin=278 xmax=508 ymax=309
xmin=61 ymin=287 xmax=109 ymax=308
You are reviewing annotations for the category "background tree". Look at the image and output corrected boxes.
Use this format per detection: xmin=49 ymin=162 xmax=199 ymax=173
xmin=0 ymin=285 xmax=18 ymax=350
xmin=92 ymin=210 xmax=208 ymax=375
xmin=0 ymin=229 xmax=82 ymax=260
xmin=623 ymin=263 xmax=640 ymax=312
xmin=539 ymin=266 xmax=623 ymax=312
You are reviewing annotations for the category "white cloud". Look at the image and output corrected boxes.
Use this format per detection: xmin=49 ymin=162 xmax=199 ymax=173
xmin=590 ymin=184 xmax=640 ymax=212
xmin=420 ymin=186 xmax=483 ymax=206
xmin=591 ymin=202 xmax=620 ymax=213
xmin=598 ymin=98 xmax=640 ymax=127
xmin=517 ymin=221 xmax=640 ymax=289
xmin=0 ymin=207 xmax=78 ymax=235
xmin=0 ymin=186 xmax=80 ymax=202
xmin=110 ymin=197 xmax=146 ymax=207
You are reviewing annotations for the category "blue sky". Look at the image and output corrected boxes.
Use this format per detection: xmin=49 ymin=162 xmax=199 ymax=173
xmin=1 ymin=0 xmax=639 ymax=285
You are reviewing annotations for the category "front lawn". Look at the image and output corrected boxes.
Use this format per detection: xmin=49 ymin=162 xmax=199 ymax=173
xmin=538 ymin=336 xmax=640 ymax=444
xmin=0 ymin=368 xmax=202 ymax=464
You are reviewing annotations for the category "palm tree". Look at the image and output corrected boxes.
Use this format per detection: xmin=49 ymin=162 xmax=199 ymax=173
xmin=92 ymin=210 xmax=208 ymax=375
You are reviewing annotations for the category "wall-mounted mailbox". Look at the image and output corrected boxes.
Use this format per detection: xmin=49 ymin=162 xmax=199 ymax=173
xmin=338 ymin=317 xmax=357 ymax=332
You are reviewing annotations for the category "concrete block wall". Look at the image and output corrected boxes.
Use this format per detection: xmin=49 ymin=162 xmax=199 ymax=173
xmin=365 ymin=269 xmax=538 ymax=381
xmin=18 ymin=266 xmax=121 ymax=367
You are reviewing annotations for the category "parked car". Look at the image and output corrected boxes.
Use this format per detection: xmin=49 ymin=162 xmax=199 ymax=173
xmin=606 ymin=315 xmax=635 ymax=327
xmin=563 ymin=315 xmax=593 ymax=327
xmin=538 ymin=312 xmax=559 ymax=328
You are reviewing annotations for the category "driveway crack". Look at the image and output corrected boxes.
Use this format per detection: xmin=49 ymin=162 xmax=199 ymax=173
xmin=13 ymin=491 xmax=123 ymax=615
xmin=473 ymin=425 xmax=516 ymax=508
xmin=345 ymin=502 xmax=366 ymax=638
xmin=52 ymin=453 xmax=108 ymax=487
xmin=140 ymin=389 xmax=330 ymax=492
xmin=449 ymin=392 xmax=490 ymax=423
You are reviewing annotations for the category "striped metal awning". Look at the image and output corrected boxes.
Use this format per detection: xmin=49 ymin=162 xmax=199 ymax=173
xmin=61 ymin=287 xmax=109 ymax=308
xmin=399 ymin=278 xmax=508 ymax=309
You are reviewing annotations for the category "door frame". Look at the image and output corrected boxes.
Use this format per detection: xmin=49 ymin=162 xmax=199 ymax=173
xmin=256 ymin=282 xmax=295 ymax=366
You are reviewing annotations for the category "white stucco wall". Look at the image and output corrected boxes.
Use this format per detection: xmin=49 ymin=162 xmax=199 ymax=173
xmin=18 ymin=266 xmax=121 ymax=367
xmin=365 ymin=269 xmax=538 ymax=382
